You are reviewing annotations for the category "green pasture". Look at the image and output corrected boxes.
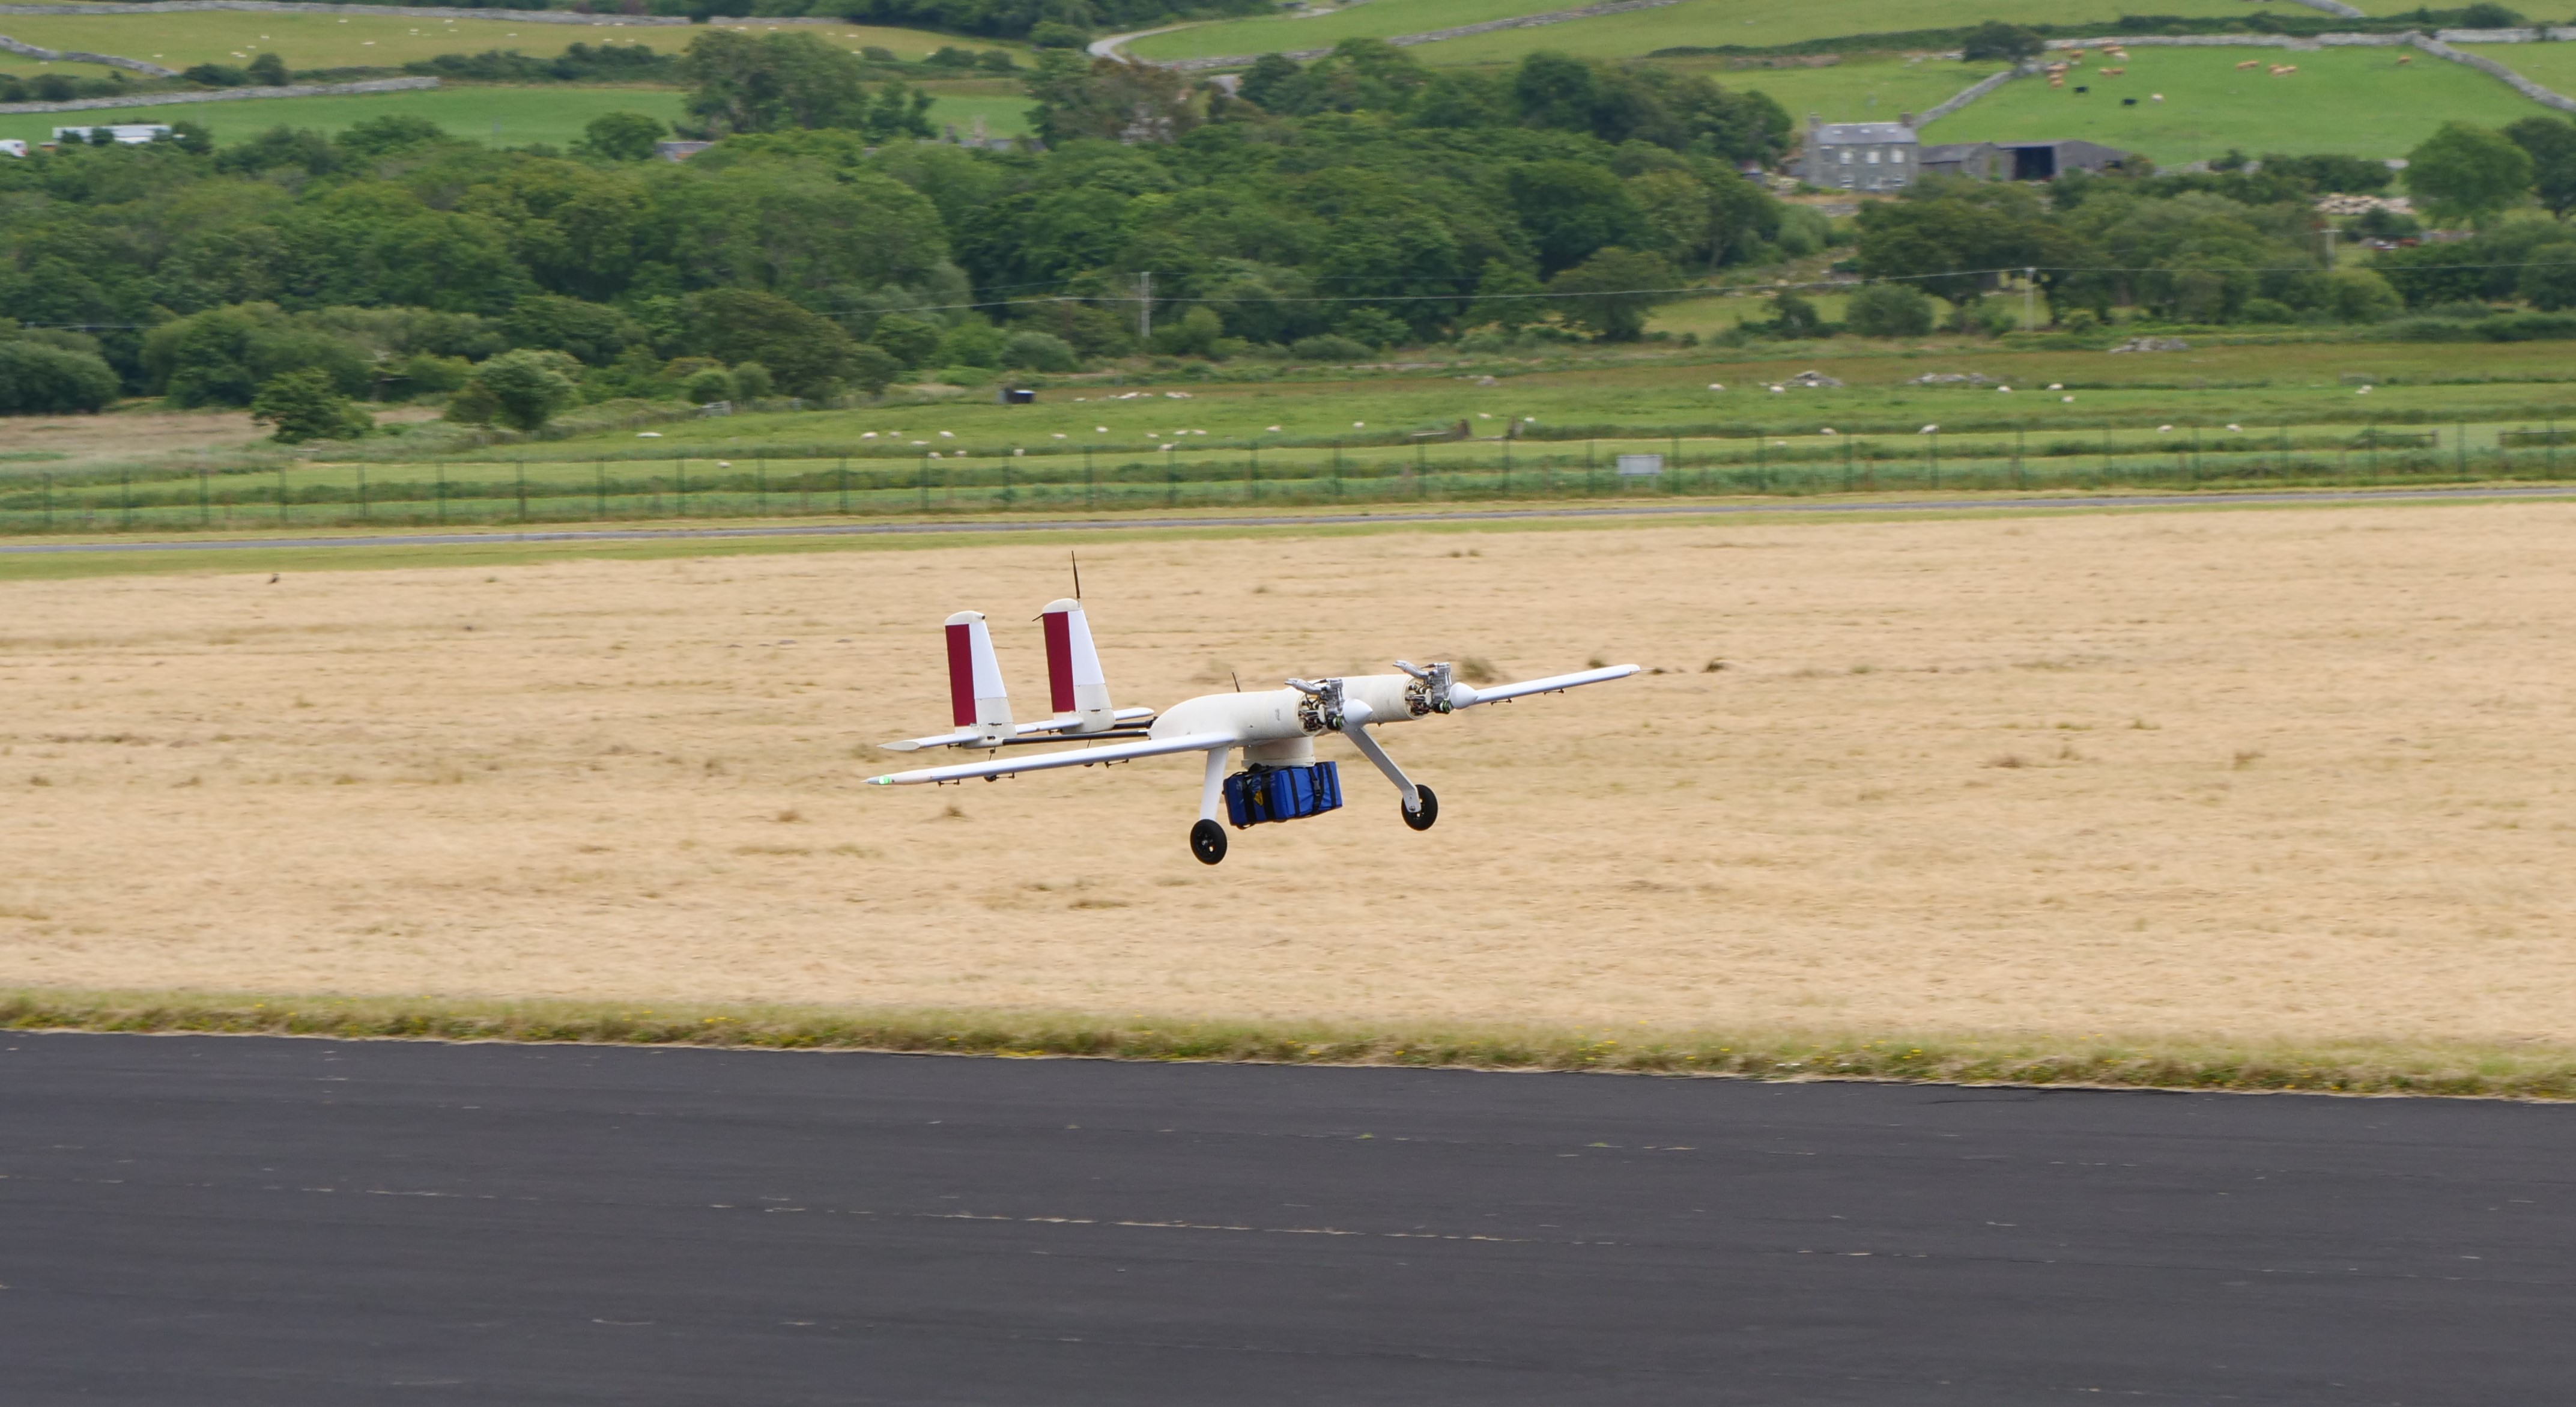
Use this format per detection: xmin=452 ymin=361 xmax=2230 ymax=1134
xmin=1656 ymin=54 xmax=1986 ymax=124
xmin=453 ymin=339 xmax=2576 ymax=458
xmin=1930 ymin=44 xmax=2545 ymax=164
xmin=13 ymin=416 xmax=2575 ymax=536
xmin=2453 ymin=40 xmax=2576 ymax=99
xmin=1131 ymin=0 xmax=2252 ymax=65
xmin=0 ymin=84 xmax=1026 ymax=147
xmin=0 ymin=11 xmax=979 ymax=72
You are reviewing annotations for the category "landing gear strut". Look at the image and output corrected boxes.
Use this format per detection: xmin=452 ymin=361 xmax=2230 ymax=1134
xmin=1402 ymin=783 xmax=1439 ymax=832
xmin=1189 ymin=818 xmax=1228 ymax=865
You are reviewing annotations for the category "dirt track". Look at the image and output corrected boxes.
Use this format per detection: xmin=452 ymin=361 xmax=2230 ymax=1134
xmin=3 ymin=502 xmax=2571 ymax=1044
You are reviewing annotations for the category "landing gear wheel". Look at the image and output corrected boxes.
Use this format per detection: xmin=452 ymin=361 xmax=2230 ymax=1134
xmin=1189 ymin=819 xmax=1229 ymax=865
xmin=1401 ymin=783 xmax=1439 ymax=832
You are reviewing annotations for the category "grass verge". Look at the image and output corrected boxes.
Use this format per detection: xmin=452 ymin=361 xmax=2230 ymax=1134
xmin=8 ymin=988 xmax=2573 ymax=1099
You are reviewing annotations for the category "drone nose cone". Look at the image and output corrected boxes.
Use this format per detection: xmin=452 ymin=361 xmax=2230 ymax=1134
xmin=1339 ymin=697 xmax=1375 ymax=728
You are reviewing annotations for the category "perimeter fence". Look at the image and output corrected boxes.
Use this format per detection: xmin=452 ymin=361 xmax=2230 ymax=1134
xmin=5 ymin=422 xmax=2574 ymax=534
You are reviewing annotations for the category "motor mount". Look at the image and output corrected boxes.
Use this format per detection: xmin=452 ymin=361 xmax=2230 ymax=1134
xmin=1286 ymin=676 xmax=1348 ymax=734
xmin=1396 ymin=660 xmax=1455 ymax=717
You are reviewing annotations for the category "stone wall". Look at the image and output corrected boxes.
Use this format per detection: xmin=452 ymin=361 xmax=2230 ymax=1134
xmin=0 ymin=73 xmax=436 ymax=114
xmin=1918 ymin=64 xmax=2025 ymax=126
xmin=0 ymin=30 xmax=177 ymax=74
xmin=0 ymin=2 xmax=685 ymax=25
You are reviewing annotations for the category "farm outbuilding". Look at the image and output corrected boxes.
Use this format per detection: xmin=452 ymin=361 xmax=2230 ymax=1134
xmin=1917 ymin=138 xmax=2133 ymax=183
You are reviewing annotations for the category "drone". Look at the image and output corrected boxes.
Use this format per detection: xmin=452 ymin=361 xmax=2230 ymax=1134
xmin=867 ymin=585 xmax=1637 ymax=865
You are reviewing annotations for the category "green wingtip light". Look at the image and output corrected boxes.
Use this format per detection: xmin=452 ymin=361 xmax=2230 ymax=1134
xmin=866 ymin=775 xmax=894 ymax=786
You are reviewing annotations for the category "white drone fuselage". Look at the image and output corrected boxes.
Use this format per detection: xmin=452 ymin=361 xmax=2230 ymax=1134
xmin=868 ymin=595 xmax=1635 ymax=864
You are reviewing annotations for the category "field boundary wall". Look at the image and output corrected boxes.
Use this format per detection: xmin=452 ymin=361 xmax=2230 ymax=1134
xmin=0 ymin=72 xmax=435 ymax=112
xmin=0 ymin=29 xmax=175 ymax=72
xmin=0 ymin=2 xmax=685 ymax=24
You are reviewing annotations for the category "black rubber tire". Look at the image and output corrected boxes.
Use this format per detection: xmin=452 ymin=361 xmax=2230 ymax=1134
xmin=1189 ymin=818 xmax=1229 ymax=865
xmin=1402 ymin=783 xmax=1439 ymax=831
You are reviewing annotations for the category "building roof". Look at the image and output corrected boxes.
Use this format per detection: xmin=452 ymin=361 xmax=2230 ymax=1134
xmin=1810 ymin=121 xmax=1916 ymax=145
xmin=1918 ymin=142 xmax=1996 ymax=162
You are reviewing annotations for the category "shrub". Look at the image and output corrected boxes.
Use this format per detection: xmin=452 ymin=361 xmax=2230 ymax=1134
xmin=2520 ymin=245 xmax=2576 ymax=310
xmin=1288 ymin=333 xmax=1375 ymax=360
xmin=1029 ymin=20 xmax=1088 ymax=48
xmin=2238 ymin=298 xmax=2296 ymax=324
xmin=0 ymin=341 xmax=121 ymax=415
xmin=682 ymin=367 xmax=734 ymax=403
xmin=246 ymin=52 xmax=290 ymax=85
xmin=182 ymin=63 xmax=249 ymax=87
xmin=936 ymin=319 xmax=1009 ymax=369
xmin=2058 ymin=307 xmax=2102 ymax=333
xmin=1843 ymin=282 xmax=1934 ymax=338
xmin=729 ymin=360 xmax=775 ymax=399
xmin=1334 ymin=306 xmax=1407 ymax=350
xmin=250 ymin=369 xmax=372 ymax=443
xmin=1002 ymin=330 xmax=1079 ymax=371
xmin=2324 ymin=268 xmax=2402 ymax=324
xmin=464 ymin=349 xmax=583 ymax=431
xmin=1152 ymin=306 xmax=1227 ymax=357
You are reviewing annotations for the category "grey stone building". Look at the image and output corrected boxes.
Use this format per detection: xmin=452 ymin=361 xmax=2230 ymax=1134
xmin=1920 ymin=138 xmax=2133 ymax=183
xmin=1796 ymin=115 xmax=1919 ymax=192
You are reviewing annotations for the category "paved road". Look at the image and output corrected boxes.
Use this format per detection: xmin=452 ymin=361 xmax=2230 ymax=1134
xmin=2 ymin=1033 xmax=2570 ymax=1405
xmin=7 ymin=484 xmax=2575 ymax=557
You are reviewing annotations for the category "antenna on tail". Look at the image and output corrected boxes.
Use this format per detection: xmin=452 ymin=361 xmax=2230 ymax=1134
xmin=1070 ymin=550 xmax=1082 ymax=601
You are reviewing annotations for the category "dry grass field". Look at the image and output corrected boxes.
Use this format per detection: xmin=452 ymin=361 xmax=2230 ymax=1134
xmin=3 ymin=500 xmax=2573 ymax=1055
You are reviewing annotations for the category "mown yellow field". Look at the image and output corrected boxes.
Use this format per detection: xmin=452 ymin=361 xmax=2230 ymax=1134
xmin=3 ymin=501 xmax=2572 ymax=1047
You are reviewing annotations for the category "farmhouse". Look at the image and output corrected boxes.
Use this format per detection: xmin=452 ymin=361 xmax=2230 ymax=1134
xmin=1796 ymin=115 xmax=1919 ymax=192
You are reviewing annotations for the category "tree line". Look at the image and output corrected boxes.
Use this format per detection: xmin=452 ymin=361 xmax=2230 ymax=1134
xmin=0 ymin=36 xmax=1810 ymax=428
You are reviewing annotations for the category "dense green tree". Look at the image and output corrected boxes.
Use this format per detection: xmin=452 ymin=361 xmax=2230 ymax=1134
xmin=505 ymin=294 xmax=643 ymax=365
xmin=1025 ymin=53 xmax=1201 ymax=145
xmin=340 ymin=115 xmax=452 ymax=160
xmin=1509 ymin=160 xmax=1649 ymax=275
xmin=2518 ymin=243 xmax=2576 ymax=309
xmin=2502 ymin=115 xmax=2576 ymax=219
xmin=2405 ymin=122 xmax=2533 ymax=228
xmin=246 ymin=51 xmax=290 ymax=85
xmin=1960 ymin=22 xmax=2043 ymax=62
xmin=250 ymin=368 xmax=372 ymax=443
xmin=679 ymin=31 xmax=873 ymax=135
xmin=867 ymin=314 xmax=943 ymax=368
xmin=1467 ymin=260 xmax=1547 ymax=333
xmin=575 ymin=111 xmax=668 ymax=162
xmin=684 ymin=287 xmax=861 ymax=395
xmin=1544 ymin=246 xmax=1676 ymax=341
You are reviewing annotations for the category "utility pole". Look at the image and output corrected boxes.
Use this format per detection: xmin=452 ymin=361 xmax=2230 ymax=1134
xmin=1138 ymin=270 xmax=1153 ymax=344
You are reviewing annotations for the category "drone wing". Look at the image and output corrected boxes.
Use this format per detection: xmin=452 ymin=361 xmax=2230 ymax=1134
xmin=1455 ymin=664 xmax=1640 ymax=707
xmin=866 ymin=731 xmax=1233 ymax=786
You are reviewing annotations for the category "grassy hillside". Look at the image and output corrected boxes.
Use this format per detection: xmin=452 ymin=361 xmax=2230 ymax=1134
xmin=1129 ymin=0 xmax=2250 ymax=64
xmin=1663 ymin=53 xmax=1992 ymax=125
xmin=0 ymin=12 xmax=986 ymax=72
xmin=1929 ymin=44 xmax=2548 ymax=164
xmin=0 ymin=84 xmax=1029 ymax=147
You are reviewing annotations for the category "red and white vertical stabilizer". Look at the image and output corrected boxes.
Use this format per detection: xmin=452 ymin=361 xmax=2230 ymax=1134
xmin=945 ymin=610 xmax=1014 ymax=746
xmin=1040 ymin=598 xmax=1118 ymax=734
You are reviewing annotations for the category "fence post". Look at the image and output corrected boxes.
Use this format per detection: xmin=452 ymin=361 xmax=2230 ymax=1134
xmin=121 ymin=469 xmax=132 ymax=530
xmin=358 ymin=464 xmax=369 ymax=521
xmin=1166 ymin=455 xmax=1177 ymax=506
xmin=517 ymin=460 xmax=529 ymax=523
xmin=1928 ymin=430 xmax=1938 ymax=490
xmin=2458 ymin=421 xmax=2467 ymax=477
xmin=757 ymin=456 xmax=767 ymax=514
xmin=839 ymin=457 xmax=850 ymax=515
xmin=2014 ymin=425 xmax=2025 ymax=488
xmin=42 ymin=472 xmax=50 ymax=531
xmin=677 ymin=459 xmax=688 ymax=517
xmin=2552 ymin=418 xmax=2561 ymax=478
xmin=275 ymin=466 xmax=286 ymax=525
xmin=596 ymin=460 xmax=607 ymax=518
xmin=437 ymin=464 xmax=446 ymax=524
xmin=1842 ymin=437 xmax=1853 ymax=493
xmin=1754 ymin=430 xmax=1765 ymax=491
xmin=201 ymin=464 xmax=211 ymax=525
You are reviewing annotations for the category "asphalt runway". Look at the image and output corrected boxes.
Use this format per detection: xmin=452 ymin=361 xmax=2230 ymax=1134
xmin=2 ymin=1034 xmax=2570 ymax=1405
xmin=5 ymin=483 xmax=2575 ymax=556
